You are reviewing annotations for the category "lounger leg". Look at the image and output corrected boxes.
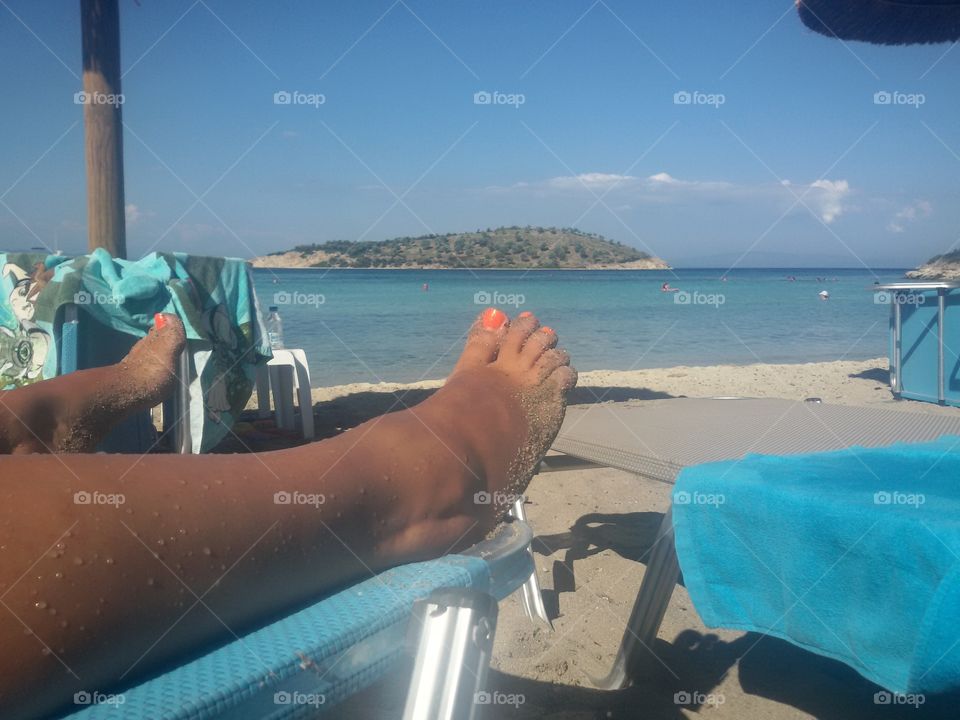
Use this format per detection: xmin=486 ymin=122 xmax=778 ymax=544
xmin=402 ymin=589 xmax=498 ymax=720
xmin=170 ymin=348 xmax=192 ymax=454
xmin=509 ymin=498 xmax=552 ymax=627
xmin=594 ymin=507 xmax=679 ymax=690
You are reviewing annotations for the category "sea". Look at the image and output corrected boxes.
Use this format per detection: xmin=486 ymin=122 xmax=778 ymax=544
xmin=252 ymin=268 xmax=903 ymax=388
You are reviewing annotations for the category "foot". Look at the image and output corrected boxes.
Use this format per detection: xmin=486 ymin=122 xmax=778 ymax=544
xmin=411 ymin=308 xmax=576 ymax=533
xmin=0 ymin=314 xmax=186 ymax=453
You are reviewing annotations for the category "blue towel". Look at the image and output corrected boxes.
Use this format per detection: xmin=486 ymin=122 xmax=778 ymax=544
xmin=672 ymin=436 xmax=960 ymax=695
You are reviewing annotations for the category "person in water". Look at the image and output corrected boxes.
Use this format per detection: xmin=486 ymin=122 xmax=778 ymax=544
xmin=0 ymin=307 xmax=576 ymax=719
xmin=661 ymin=281 xmax=679 ymax=292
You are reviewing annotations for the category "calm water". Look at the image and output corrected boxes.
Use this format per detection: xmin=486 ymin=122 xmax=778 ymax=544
xmin=252 ymin=268 xmax=902 ymax=387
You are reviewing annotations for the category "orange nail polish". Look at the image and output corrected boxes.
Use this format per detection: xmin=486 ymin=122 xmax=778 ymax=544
xmin=154 ymin=313 xmax=167 ymax=330
xmin=541 ymin=326 xmax=554 ymax=334
xmin=518 ymin=311 xmax=533 ymax=318
xmin=481 ymin=307 xmax=507 ymax=329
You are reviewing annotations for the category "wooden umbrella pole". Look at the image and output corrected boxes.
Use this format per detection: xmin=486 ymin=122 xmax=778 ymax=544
xmin=81 ymin=0 xmax=127 ymax=258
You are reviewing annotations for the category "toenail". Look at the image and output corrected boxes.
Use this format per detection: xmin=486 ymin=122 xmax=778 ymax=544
xmin=518 ymin=311 xmax=533 ymax=319
xmin=481 ymin=307 xmax=508 ymax=330
xmin=154 ymin=313 xmax=168 ymax=330
xmin=541 ymin=326 xmax=554 ymax=334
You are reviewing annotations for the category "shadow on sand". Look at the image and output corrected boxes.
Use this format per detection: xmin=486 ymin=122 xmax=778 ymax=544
xmin=309 ymin=385 xmax=675 ymax=440
xmin=849 ymin=366 xmax=890 ymax=384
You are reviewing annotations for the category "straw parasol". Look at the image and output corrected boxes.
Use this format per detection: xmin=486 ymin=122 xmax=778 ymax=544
xmin=796 ymin=0 xmax=960 ymax=45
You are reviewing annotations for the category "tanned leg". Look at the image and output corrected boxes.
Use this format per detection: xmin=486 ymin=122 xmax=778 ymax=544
xmin=0 ymin=314 xmax=186 ymax=454
xmin=0 ymin=309 xmax=575 ymax=719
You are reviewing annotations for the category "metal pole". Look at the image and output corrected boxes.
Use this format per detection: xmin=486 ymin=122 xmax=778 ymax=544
xmin=938 ymin=289 xmax=945 ymax=404
xmin=893 ymin=298 xmax=902 ymax=396
xmin=81 ymin=0 xmax=127 ymax=258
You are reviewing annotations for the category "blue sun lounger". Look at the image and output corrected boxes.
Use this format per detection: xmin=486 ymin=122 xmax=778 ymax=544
xmin=60 ymin=516 xmax=536 ymax=720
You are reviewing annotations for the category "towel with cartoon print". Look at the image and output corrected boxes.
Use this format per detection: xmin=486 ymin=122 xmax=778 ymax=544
xmin=0 ymin=249 xmax=271 ymax=452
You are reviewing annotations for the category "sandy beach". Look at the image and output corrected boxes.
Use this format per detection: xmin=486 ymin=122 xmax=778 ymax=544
xmin=267 ymin=357 xmax=960 ymax=719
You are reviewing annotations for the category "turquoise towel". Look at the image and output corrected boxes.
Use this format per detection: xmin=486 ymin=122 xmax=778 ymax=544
xmin=672 ymin=436 xmax=960 ymax=695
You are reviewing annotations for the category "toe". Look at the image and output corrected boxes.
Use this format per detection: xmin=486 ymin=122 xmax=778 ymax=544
xmin=534 ymin=348 xmax=569 ymax=380
xmin=499 ymin=311 xmax=540 ymax=357
xmin=522 ymin=326 xmax=558 ymax=367
xmin=452 ymin=309 xmax=509 ymax=374
xmin=548 ymin=364 xmax=578 ymax=392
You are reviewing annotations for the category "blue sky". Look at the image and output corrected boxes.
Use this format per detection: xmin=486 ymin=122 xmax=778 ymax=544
xmin=1 ymin=0 xmax=958 ymax=267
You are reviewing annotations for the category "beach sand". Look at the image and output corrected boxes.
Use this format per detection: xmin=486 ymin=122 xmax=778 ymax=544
xmin=275 ymin=358 xmax=960 ymax=718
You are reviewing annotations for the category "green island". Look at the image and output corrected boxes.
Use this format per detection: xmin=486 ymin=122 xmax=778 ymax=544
xmin=252 ymin=226 xmax=670 ymax=270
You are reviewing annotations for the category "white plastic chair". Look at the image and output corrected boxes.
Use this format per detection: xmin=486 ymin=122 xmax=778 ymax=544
xmin=256 ymin=348 xmax=315 ymax=440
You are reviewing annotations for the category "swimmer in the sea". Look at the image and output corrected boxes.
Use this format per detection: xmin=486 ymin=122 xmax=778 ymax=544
xmin=661 ymin=282 xmax=679 ymax=292
xmin=0 ymin=307 xmax=576 ymax=719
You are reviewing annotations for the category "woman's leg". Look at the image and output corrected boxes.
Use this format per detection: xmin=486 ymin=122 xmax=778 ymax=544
xmin=0 ymin=309 xmax=575 ymax=719
xmin=0 ymin=314 xmax=186 ymax=454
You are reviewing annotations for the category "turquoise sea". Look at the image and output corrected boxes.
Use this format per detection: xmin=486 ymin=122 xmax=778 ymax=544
xmin=252 ymin=268 xmax=903 ymax=387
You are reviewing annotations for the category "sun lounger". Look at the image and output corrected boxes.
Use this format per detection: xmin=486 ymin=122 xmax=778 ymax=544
xmin=547 ymin=397 xmax=960 ymax=689
xmin=61 ymin=517 xmax=536 ymax=719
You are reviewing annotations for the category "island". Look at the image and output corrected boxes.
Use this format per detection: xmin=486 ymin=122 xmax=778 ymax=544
xmin=251 ymin=226 xmax=670 ymax=270
xmin=906 ymin=250 xmax=960 ymax=281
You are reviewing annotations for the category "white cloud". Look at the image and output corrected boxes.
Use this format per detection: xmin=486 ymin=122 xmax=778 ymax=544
xmin=125 ymin=203 xmax=141 ymax=225
xmin=887 ymin=200 xmax=932 ymax=233
xmin=807 ymin=179 xmax=850 ymax=224
xmin=546 ymin=173 xmax=635 ymax=190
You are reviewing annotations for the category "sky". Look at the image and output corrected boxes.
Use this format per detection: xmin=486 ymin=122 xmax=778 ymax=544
xmin=1 ymin=0 xmax=959 ymax=268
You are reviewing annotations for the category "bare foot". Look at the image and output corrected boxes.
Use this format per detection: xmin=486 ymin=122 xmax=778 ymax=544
xmin=0 ymin=314 xmax=187 ymax=453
